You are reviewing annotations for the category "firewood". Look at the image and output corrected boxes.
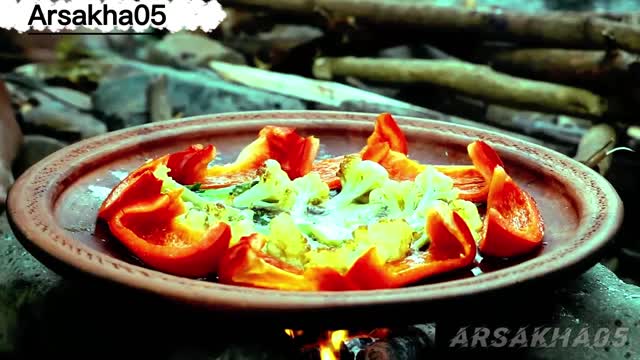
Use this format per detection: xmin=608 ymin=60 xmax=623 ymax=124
xmin=486 ymin=48 xmax=640 ymax=91
xmin=575 ymin=123 xmax=618 ymax=175
xmin=223 ymin=0 xmax=640 ymax=54
xmin=0 ymin=80 xmax=22 ymax=209
xmin=147 ymin=75 xmax=172 ymax=123
xmin=312 ymin=56 xmax=608 ymax=118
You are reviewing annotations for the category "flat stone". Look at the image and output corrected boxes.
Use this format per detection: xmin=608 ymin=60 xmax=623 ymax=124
xmin=12 ymin=135 xmax=68 ymax=177
xmin=145 ymin=32 xmax=247 ymax=69
xmin=0 ymin=165 xmax=12 ymax=214
xmin=92 ymin=60 xmax=306 ymax=130
xmin=16 ymin=87 xmax=107 ymax=141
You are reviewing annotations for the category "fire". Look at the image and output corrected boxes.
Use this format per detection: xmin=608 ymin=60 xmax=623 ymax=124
xmin=284 ymin=329 xmax=304 ymax=339
xmin=319 ymin=330 xmax=349 ymax=360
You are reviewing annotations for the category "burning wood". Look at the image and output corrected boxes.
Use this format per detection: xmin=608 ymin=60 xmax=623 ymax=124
xmin=283 ymin=326 xmax=435 ymax=360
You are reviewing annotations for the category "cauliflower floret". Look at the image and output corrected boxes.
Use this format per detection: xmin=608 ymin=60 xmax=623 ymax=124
xmin=233 ymin=159 xmax=295 ymax=210
xmin=369 ymin=179 xmax=416 ymax=216
xmin=413 ymin=166 xmax=458 ymax=213
xmin=290 ymin=172 xmax=330 ymax=214
xmin=450 ymin=199 xmax=483 ymax=242
xmin=264 ymin=213 xmax=309 ymax=268
xmin=353 ymin=219 xmax=413 ymax=263
xmin=327 ymin=156 xmax=390 ymax=208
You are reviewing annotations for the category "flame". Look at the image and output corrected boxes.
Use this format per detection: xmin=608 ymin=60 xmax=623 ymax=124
xmin=284 ymin=329 xmax=304 ymax=339
xmin=319 ymin=330 xmax=349 ymax=360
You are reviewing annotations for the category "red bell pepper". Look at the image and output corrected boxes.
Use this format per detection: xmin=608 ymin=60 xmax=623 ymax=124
xmin=433 ymin=165 xmax=487 ymax=203
xmin=99 ymin=168 xmax=232 ymax=278
xmin=466 ymin=140 xmax=544 ymax=257
xmin=362 ymin=112 xmax=409 ymax=158
xmin=99 ymin=144 xmax=214 ymax=219
xmin=204 ymin=125 xmax=319 ymax=185
xmin=358 ymin=114 xmax=490 ymax=202
xmin=479 ymin=166 xmax=545 ymax=257
xmin=217 ymin=205 xmax=477 ymax=291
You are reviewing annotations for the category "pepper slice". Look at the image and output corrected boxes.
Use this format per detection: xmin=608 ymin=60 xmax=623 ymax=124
xmin=99 ymin=169 xmax=232 ymax=278
xmin=204 ymin=125 xmax=319 ymax=185
xmin=384 ymin=204 xmax=477 ymax=287
xmin=479 ymin=166 xmax=545 ymax=257
xmin=466 ymin=140 xmax=544 ymax=257
xmin=99 ymin=144 xmax=214 ymax=219
xmin=362 ymin=112 xmax=409 ymax=157
xmin=217 ymin=204 xmax=477 ymax=291
xmin=359 ymin=114 xmax=490 ymax=201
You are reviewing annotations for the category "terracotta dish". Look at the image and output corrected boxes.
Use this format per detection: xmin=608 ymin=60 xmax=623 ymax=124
xmin=7 ymin=111 xmax=623 ymax=324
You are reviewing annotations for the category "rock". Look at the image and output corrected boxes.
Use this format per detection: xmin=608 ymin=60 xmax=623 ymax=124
xmin=0 ymin=80 xmax=22 ymax=210
xmin=0 ymin=166 xmax=12 ymax=211
xmin=22 ymin=92 xmax=106 ymax=141
xmin=12 ymin=135 xmax=68 ymax=177
xmin=0 ymin=214 xmax=62 ymax=354
xmin=13 ymin=85 xmax=107 ymax=141
xmin=145 ymin=32 xmax=246 ymax=70
xmin=523 ymin=264 xmax=640 ymax=359
xmin=92 ymin=59 xmax=306 ymax=130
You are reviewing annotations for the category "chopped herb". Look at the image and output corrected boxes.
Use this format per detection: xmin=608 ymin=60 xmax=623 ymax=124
xmin=252 ymin=207 xmax=281 ymax=226
xmin=231 ymin=180 xmax=259 ymax=196
xmin=187 ymin=183 xmax=203 ymax=193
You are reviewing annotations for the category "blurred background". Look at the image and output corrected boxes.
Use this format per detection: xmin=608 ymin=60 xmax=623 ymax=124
xmin=1 ymin=0 xmax=639 ymax=288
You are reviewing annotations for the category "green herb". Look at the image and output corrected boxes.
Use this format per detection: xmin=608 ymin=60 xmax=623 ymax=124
xmin=252 ymin=207 xmax=280 ymax=226
xmin=231 ymin=180 xmax=259 ymax=196
xmin=187 ymin=183 xmax=203 ymax=193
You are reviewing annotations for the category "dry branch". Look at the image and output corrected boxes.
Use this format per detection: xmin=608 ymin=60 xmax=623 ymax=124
xmin=575 ymin=123 xmax=617 ymax=175
xmin=147 ymin=75 xmax=172 ymax=123
xmin=223 ymin=0 xmax=640 ymax=54
xmin=487 ymin=48 xmax=640 ymax=90
xmin=313 ymin=57 xmax=608 ymax=118
xmin=0 ymin=80 xmax=22 ymax=209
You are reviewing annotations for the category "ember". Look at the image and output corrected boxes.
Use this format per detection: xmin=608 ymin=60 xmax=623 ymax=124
xmin=284 ymin=327 xmax=399 ymax=359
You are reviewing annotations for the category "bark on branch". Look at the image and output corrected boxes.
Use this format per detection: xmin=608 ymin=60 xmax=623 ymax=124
xmin=223 ymin=0 xmax=640 ymax=54
xmin=487 ymin=48 xmax=640 ymax=90
xmin=312 ymin=57 xmax=608 ymax=118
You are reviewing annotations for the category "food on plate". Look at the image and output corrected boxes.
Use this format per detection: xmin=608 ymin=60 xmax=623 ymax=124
xmin=98 ymin=113 xmax=544 ymax=290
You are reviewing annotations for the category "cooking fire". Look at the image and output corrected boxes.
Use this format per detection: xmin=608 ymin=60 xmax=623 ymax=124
xmin=284 ymin=326 xmax=430 ymax=359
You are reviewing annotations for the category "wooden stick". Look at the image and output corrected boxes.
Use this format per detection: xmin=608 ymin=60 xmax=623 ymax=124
xmin=313 ymin=57 xmax=608 ymax=118
xmin=147 ymin=75 xmax=172 ymax=123
xmin=224 ymin=0 xmax=640 ymax=54
xmin=575 ymin=123 xmax=617 ymax=175
xmin=486 ymin=48 xmax=640 ymax=90
xmin=0 ymin=80 xmax=22 ymax=209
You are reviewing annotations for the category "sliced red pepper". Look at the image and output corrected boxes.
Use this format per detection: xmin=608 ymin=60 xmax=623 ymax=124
xmin=433 ymin=165 xmax=488 ymax=202
xmin=217 ymin=205 xmax=477 ymax=291
xmin=466 ymin=140 xmax=544 ymax=257
xmin=205 ymin=126 xmax=319 ymax=184
xmin=166 ymin=144 xmax=216 ymax=185
xmin=359 ymin=114 xmax=490 ymax=202
xmin=98 ymin=150 xmax=233 ymax=278
xmin=385 ymin=206 xmax=477 ymax=287
xmin=479 ymin=166 xmax=544 ymax=257
xmin=101 ymin=144 xmax=218 ymax=219
xmin=99 ymin=167 xmax=164 ymax=220
xmin=362 ymin=112 xmax=408 ymax=158
xmin=467 ymin=140 xmax=504 ymax=182
xmin=106 ymin=186 xmax=232 ymax=278
xmin=218 ymin=234 xmax=314 ymax=291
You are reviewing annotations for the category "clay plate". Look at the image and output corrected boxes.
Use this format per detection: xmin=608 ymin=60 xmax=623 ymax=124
xmin=7 ymin=111 xmax=623 ymax=326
